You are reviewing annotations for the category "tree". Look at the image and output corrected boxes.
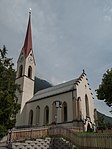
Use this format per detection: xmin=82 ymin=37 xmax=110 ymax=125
xmin=0 ymin=46 xmax=20 ymax=138
xmin=97 ymin=115 xmax=106 ymax=133
xmin=96 ymin=68 xmax=112 ymax=107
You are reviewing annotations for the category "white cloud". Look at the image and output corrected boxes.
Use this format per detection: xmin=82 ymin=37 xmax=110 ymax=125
xmin=104 ymin=15 xmax=111 ymax=21
xmin=51 ymin=76 xmax=66 ymax=85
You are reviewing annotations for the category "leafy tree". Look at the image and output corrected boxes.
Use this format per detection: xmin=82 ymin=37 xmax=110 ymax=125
xmin=97 ymin=115 xmax=106 ymax=132
xmin=0 ymin=46 xmax=20 ymax=138
xmin=96 ymin=68 xmax=112 ymax=107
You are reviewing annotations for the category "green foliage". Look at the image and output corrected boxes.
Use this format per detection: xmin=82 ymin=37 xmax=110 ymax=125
xmin=0 ymin=46 xmax=20 ymax=138
xmin=97 ymin=111 xmax=112 ymax=129
xmin=97 ymin=115 xmax=106 ymax=129
xmin=0 ymin=125 xmax=7 ymax=139
xmin=96 ymin=68 xmax=112 ymax=106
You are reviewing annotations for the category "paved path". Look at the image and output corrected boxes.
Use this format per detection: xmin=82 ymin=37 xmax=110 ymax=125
xmin=0 ymin=143 xmax=7 ymax=149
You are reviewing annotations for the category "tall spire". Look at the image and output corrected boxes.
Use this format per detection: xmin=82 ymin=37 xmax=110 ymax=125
xmin=22 ymin=10 xmax=32 ymax=58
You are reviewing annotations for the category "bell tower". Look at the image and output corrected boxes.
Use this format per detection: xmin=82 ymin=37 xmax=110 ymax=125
xmin=16 ymin=11 xmax=35 ymax=126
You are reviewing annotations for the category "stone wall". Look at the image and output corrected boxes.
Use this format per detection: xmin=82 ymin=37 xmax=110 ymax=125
xmin=7 ymin=126 xmax=112 ymax=149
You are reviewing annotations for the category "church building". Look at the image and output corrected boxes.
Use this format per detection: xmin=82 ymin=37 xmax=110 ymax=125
xmin=15 ymin=12 xmax=95 ymax=132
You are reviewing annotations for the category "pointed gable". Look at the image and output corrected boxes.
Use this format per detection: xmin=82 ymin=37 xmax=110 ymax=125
xmin=22 ymin=12 xmax=32 ymax=58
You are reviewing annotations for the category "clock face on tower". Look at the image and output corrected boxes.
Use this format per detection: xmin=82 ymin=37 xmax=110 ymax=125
xmin=28 ymin=56 xmax=33 ymax=64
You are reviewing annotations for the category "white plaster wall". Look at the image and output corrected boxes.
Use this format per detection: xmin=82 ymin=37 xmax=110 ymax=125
xmin=15 ymin=74 xmax=35 ymax=112
xmin=16 ymin=51 xmax=36 ymax=126
xmin=21 ymin=77 xmax=34 ymax=111
xmin=76 ymin=75 xmax=95 ymax=125
xmin=15 ymin=77 xmax=34 ymax=126
xmin=16 ymin=104 xmax=27 ymax=126
xmin=25 ymin=91 xmax=74 ymax=126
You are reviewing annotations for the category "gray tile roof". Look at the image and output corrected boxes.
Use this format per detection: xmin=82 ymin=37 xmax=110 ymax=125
xmin=27 ymin=78 xmax=78 ymax=103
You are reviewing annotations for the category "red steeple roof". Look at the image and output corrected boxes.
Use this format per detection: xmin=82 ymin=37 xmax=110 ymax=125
xmin=22 ymin=12 xmax=32 ymax=58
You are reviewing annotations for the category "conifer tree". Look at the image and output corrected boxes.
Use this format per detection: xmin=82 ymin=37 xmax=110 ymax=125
xmin=0 ymin=46 xmax=20 ymax=138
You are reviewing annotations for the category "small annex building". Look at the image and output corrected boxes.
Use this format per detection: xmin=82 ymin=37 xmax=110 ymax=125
xmin=15 ymin=12 xmax=95 ymax=132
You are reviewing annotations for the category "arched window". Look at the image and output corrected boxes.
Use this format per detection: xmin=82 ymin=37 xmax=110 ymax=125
xmin=19 ymin=65 xmax=23 ymax=77
xmin=62 ymin=102 xmax=67 ymax=122
xmin=44 ymin=106 xmax=49 ymax=125
xmin=77 ymin=97 xmax=81 ymax=120
xmin=28 ymin=110 xmax=33 ymax=126
xmin=36 ymin=106 xmax=40 ymax=125
xmin=85 ymin=95 xmax=89 ymax=117
xmin=28 ymin=66 xmax=32 ymax=79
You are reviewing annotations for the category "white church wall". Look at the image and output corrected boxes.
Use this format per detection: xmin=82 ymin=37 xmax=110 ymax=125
xmin=21 ymin=77 xmax=34 ymax=111
xmin=76 ymin=75 xmax=95 ymax=126
xmin=15 ymin=77 xmax=35 ymax=126
xmin=16 ymin=104 xmax=27 ymax=126
xmin=25 ymin=91 xmax=74 ymax=127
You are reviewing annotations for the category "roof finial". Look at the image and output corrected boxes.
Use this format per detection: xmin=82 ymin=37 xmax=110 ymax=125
xmin=29 ymin=8 xmax=32 ymax=15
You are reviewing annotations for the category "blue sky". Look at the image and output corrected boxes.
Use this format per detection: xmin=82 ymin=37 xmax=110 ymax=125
xmin=0 ymin=0 xmax=112 ymax=117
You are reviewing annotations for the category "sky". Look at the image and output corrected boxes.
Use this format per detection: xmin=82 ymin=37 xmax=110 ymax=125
xmin=0 ymin=0 xmax=112 ymax=117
